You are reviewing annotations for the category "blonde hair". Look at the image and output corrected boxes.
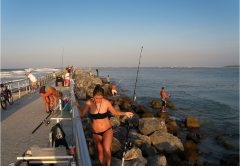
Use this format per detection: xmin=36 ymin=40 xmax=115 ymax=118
xmin=55 ymin=90 xmax=63 ymax=98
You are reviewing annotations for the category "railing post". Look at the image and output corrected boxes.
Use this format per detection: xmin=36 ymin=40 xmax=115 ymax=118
xmin=25 ymin=80 xmax=28 ymax=93
xmin=18 ymin=81 xmax=21 ymax=98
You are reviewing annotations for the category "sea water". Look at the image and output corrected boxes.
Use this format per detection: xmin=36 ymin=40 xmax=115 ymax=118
xmin=88 ymin=67 xmax=239 ymax=165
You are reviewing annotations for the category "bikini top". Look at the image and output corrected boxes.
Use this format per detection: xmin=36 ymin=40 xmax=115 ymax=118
xmin=90 ymin=100 xmax=108 ymax=119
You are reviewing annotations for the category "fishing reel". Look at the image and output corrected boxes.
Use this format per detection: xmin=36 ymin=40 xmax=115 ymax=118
xmin=45 ymin=120 xmax=51 ymax=126
xmin=124 ymin=141 xmax=133 ymax=150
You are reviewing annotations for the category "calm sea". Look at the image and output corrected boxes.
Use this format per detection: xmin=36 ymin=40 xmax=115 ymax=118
xmin=84 ymin=67 xmax=239 ymax=165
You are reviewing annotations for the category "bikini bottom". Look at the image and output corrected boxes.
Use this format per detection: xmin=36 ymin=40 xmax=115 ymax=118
xmin=92 ymin=126 xmax=112 ymax=136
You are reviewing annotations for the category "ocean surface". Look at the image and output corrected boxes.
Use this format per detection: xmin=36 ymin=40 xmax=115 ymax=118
xmin=1 ymin=67 xmax=239 ymax=165
xmin=84 ymin=67 xmax=239 ymax=165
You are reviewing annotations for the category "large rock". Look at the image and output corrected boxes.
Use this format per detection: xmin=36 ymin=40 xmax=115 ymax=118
xmin=111 ymin=137 xmax=121 ymax=153
xmin=135 ymin=105 xmax=149 ymax=116
xmin=221 ymin=141 xmax=232 ymax=149
xmin=102 ymin=84 xmax=112 ymax=95
xmin=86 ymin=88 xmax=94 ymax=98
xmin=167 ymin=155 xmax=192 ymax=166
xmin=149 ymin=130 xmax=184 ymax=155
xmin=122 ymin=102 xmax=132 ymax=110
xmin=88 ymin=139 xmax=98 ymax=160
xmin=151 ymin=100 xmax=161 ymax=109
xmin=166 ymin=101 xmax=174 ymax=107
xmin=220 ymin=154 xmax=239 ymax=166
xmin=110 ymin=157 xmax=145 ymax=166
xmin=113 ymin=101 xmax=123 ymax=106
xmin=124 ymin=147 xmax=147 ymax=165
xmin=142 ymin=112 xmax=154 ymax=118
xmin=166 ymin=120 xmax=178 ymax=134
xmin=141 ymin=143 xmax=158 ymax=157
xmin=110 ymin=116 xmax=121 ymax=128
xmin=185 ymin=117 xmax=200 ymax=128
xmin=129 ymin=131 xmax=151 ymax=146
xmin=81 ymin=118 xmax=92 ymax=131
xmin=155 ymin=112 xmax=170 ymax=121
xmin=75 ymin=91 xmax=87 ymax=100
xmin=138 ymin=118 xmax=167 ymax=135
xmin=122 ymin=96 xmax=132 ymax=103
xmin=184 ymin=140 xmax=202 ymax=155
xmin=146 ymin=155 xmax=169 ymax=166
xmin=182 ymin=147 xmax=198 ymax=165
xmin=186 ymin=133 xmax=200 ymax=143
xmin=113 ymin=127 xmax=127 ymax=144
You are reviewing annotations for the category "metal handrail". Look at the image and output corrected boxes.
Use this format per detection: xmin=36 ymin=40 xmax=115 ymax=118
xmin=70 ymin=77 xmax=92 ymax=166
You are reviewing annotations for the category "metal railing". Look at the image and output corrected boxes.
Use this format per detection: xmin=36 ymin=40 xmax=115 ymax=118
xmin=70 ymin=78 xmax=92 ymax=166
xmin=0 ymin=70 xmax=64 ymax=99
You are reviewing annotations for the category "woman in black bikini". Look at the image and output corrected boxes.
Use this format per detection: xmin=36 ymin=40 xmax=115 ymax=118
xmin=73 ymin=85 xmax=133 ymax=166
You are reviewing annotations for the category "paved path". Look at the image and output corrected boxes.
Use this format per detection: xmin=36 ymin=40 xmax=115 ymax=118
xmin=1 ymin=80 xmax=73 ymax=166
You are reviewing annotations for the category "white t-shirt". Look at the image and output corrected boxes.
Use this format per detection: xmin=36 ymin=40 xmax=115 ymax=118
xmin=28 ymin=73 xmax=37 ymax=82
xmin=65 ymin=73 xmax=70 ymax=79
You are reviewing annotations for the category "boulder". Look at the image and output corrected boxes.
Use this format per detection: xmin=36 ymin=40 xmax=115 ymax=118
xmin=75 ymin=91 xmax=87 ymax=100
xmin=185 ymin=117 xmax=200 ymax=128
xmin=142 ymin=112 xmax=154 ymax=118
xmin=170 ymin=107 xmax=178 ymax=110
xmin=122 ymin=96 xmax=132 ymax=103
xmin=167 ymin=155 xmax=192 ymax=166
xmin=166 ymin=101 xmax=174 ymax=107
xmin=184 ymin=140 xmax=202 ymax=155
xmin=81 ymin=118 xmax=92 ymax=131
xmin=124 ymin=147 xmax=147 ymax=165
xmin=186 ymin=133 xmax=200 ymax=143
xmin=196 ymin=134 xmax=206 ymax=139
xmin=118 ymin=98 xmax=123 ymax=102
xmin=129 ymin=131 xmax=151 ymax=146
xmin=88 ymin=139 xmax=98 ymax=160
xmin=155 ymin=112 xmax=170 ymax=121
xmin=146 ymin=155 xmax=168 ymax=166
xmin=135 ymin=105 xmax=149 ymax=116
xmin=138 ymin=118 xmax=167 ymax=135
xmin=149 ymin=130 xmax=184 ymax=155
xmin=122 ymin=89 xmax=128 ymax=92
xmin=221 ymin=141 xmax=232 ymax=149
xmin=113 ymin=127 xmax=127 ymax=144
xmin=122 ymin=102 xmax=132 ymax=110
xmin=113 ymin=101 xmax=123 ymax=106
xmin=166 ymin=120 xmax=178 ymax=134
xmin=216 ymin=136 xmax=222 ymax=140
xmin=110 ymin=116 xmax=121 ymax=128
xmin=102 ymin=84 xmax=112 ymax=95
xmin=86 ymin=88 xmax=94 ymax=98
xmin=174 ymin=132 xmax=182 ymax=139
xmin=151 ymin=100 xmax=161 ymax=109
xmin=91 ymin=80 xmax=102 ymax=86
xmin=111 ymin=137 xmax=121 ymax=153
xmin=141 ymin=143 xmax=158 ymax=157
xmin=111 ymin=157 xmax=145 ymax=166
xmin=182 ymin=147 xmax=198 ymax=165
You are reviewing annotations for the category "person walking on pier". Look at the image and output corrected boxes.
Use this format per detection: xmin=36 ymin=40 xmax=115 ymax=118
xmin=26 ymin=70 xmax=37 ymax=92
xmin=73 ymin=85 xmax=133 ymax=166
xmin=39 ymin=86 xmax=63 ymax=113
xmin=160 ymin=87 xmax=171 ymax=112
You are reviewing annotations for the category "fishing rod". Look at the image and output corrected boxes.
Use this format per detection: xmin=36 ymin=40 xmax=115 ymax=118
xmin=122 ymin=46 xmax=143 ymax=166
xmin=169 ymin=78 xmax=185 ymax=96
xmin=116 ymin=78 xmax=126 ymax=86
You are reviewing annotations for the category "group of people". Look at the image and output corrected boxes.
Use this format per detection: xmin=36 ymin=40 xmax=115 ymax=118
xmin=62 ymin=66 xmax=73 ymax=87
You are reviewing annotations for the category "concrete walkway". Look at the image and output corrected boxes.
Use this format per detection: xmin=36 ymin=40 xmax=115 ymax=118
xmin=1 ymin=80 xmax=73 ymax=166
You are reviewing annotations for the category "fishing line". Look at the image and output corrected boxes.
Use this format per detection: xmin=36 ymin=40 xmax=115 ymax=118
xmin=122 ymin=46 xmax=143 ymax=166
xmin=116 ymin=78 xmax=126 ymax=86
xmin=169 ymin=78 xmax=185 ymax=96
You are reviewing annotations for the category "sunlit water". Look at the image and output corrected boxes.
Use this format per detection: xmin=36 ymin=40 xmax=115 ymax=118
xmin=86 ymin=67 xmax=239 ymax=165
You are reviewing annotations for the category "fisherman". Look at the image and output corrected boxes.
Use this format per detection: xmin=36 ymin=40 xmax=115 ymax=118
xmin=72 ymin=85 xmax=133 ymax=166
xmin=39 ymin=86 xmax=63 ymax=113
xmin=26 ymin=70 xmax=37 ymax=93
xmin=160 ymin=87 xmax=170 ymax=112
xmin=96 ymin=68 xmax=99 ymax=76
xmin=52 ymin=71 xmax=56 ymax=79
xmin=106 ymin=75 xmax=112 ymax=84
xmin=111 ymin=83 xmax=117 ymax=96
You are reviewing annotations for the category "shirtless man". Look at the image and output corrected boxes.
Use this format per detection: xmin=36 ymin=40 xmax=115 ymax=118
xmin=160 ymin=87 xmax=170 ymax=112
xmin=111 ymin=83 xmax=117 ymax=96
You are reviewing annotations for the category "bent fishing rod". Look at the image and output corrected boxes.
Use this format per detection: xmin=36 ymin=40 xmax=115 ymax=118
xmin=116 ymin=78 xmax=126 ymax=86
xmin=122 ymin=46 xmax=143 ymax=166
xmin=169 ymin=78 xmax=185 ymax=97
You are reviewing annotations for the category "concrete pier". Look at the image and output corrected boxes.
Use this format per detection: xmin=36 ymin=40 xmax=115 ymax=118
xmin=1 ymin=80 xmax=73 ymax=166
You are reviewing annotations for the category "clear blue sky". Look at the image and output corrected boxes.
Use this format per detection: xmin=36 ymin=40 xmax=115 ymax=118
xmin=1 ymin=0 xmax=239 ymax=68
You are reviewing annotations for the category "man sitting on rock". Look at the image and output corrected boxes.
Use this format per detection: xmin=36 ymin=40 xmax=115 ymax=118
xmin=111 ymin=83 xmax=117 ymax=96
xmin=160 ymin=87 xmax=170 ymax=112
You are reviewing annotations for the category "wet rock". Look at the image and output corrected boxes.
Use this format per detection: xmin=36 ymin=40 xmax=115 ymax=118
xmin=135 ymin=105 xmax=150 ymax=116
xmin=110 ymin=116 xmax=121 ymax=128
xmin=216 ymin=136 xmax=222 ymax=140
xmin=196 ymin=134 xmax=206 ymax=139
xmin=166 ymin=120 xmax=178 ymax=134
xmin=220 ymin=154 xmax=239 ymax=166
xmin=186 ymin=133 xmax=200 ymax=143
xmin=142 ymin=112 xmax=154 ymax=118
xmin=122 ymin=89 xmax=128 ymax=92
xmin=155 ymin=112 xmax=170 ymax=121
xmin=174 ymin=132 xmax=182 ymax=139
xmin=182 ymin=147 xmax=198 ymax=165
xmin=170 ymin=107 xmax=178 ymax=110
xmin=129 ymin=131 xmax=151 ymax=146
xmin=111 ymin=137 xmax=121 ymax=153
xmin=221 ymin=141 xmax=232 ymax=149
xmin=150 ymin=130 xmax=184 ymax=155
xmin=179 ymin=108 xmax=184 ymax=110
xmin=146 ymin=155 xmax=168 ymax=166
xmin=122 ymin=102 xmax=131 ymax=110
xmin=166 ymin=101 xmax=174 ymax=107
xmin=151 ymin=100 xmax=161 ymax=109
xmin=184 ymin=140 xmax=202 ymax=155
xmin=122 ymin=96 xmax=132 ymax=103
xmin=118 ymin=98 xmax=123 ymax=102
xmin=138 ymin=118 xmax=167 ymax=135
xmin=167 ymin=155 xmax=192 ymax=166
xmin=141 ymin=143 xmax=158 ymax=157
xmin=185 ymin=117 xmax=200 ymax=128
xmin=125 ymin=147 xmax=147 ymax=165
xmin=113 ymin=101 xmax=123 ymax=106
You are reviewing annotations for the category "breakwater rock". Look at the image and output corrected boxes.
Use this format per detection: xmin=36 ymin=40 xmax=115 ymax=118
xmin=73 ymin=69 xmax=206 ymax=166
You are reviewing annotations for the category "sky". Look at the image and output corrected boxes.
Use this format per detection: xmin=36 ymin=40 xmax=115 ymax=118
xmin=1 ymin=0 xmax=239 ymax=68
